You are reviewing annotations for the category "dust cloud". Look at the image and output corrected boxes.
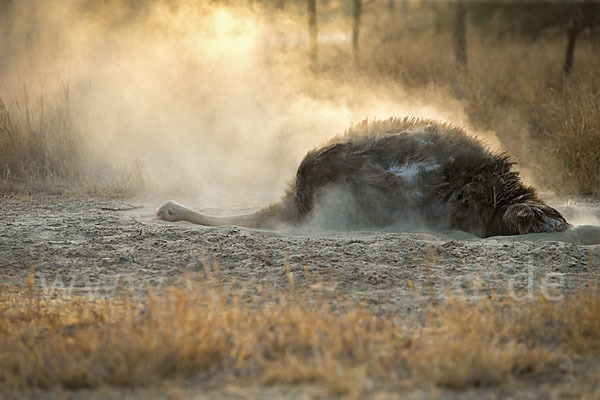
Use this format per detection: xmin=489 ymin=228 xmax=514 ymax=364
xmin=0 ymin=0 xmax=492 ymax=207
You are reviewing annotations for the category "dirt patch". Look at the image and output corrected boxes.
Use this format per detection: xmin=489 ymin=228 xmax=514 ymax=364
xmin=3 ymin=193 xmax=599 ymax=302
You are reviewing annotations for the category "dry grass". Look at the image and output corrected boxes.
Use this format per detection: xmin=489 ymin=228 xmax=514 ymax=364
xmin=0 ymin=92 xmax=146 ymax=197
xmin=0 ymin=94 xmax=146 ymax=197
xmin=0 ymin=90 xmax=79 ymax=183
xmin=2 ymin=270 xmax=600 ymax=396
xmin=531 ymin=82 xmax=600 ymax=195
xmin=413 ymin=289 xmax=600 ymax=389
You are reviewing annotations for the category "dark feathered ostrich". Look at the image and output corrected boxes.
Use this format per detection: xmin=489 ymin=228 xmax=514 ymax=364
xmin=157 ymin=118 xmax=568 ymax=237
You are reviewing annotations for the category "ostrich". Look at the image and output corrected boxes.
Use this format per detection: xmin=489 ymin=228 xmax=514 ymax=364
xmin=157 ymin=118 xmax=568 ymax=237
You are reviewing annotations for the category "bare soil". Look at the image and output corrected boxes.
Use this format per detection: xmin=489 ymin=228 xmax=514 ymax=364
xmin=2 ymin=191 xmax=600 ymax=399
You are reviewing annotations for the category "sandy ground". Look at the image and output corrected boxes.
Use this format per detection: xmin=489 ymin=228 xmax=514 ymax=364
xmin=2 ymin=192 xmax=600 ymax=398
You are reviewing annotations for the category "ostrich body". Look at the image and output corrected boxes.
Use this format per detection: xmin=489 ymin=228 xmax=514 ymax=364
xmin=157 ymin=118 xmax=568 ymax=237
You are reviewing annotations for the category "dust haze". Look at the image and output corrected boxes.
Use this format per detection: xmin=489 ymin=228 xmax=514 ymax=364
xmin=0 ymin=0 xmax=488 ymax=209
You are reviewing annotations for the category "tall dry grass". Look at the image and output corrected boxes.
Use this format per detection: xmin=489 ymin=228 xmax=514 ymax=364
xmin=2 ymin=271 xmax=599 ymax=396
xmin=0 ymin=87 xmax=79 ymax=183
xmin=0 ymin=89 xmax=146 ymax=197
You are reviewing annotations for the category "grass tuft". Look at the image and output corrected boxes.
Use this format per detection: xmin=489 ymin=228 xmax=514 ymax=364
xmin=2 ymin=278 xmax=600 ymax=395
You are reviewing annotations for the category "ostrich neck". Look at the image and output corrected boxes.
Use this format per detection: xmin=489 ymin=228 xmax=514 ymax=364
xmin=175 ymin=204 xmax=284 ymax=229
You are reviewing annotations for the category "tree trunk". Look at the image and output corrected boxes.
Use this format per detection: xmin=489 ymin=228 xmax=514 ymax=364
xmin=352 ymin=0 xmax=362 ymax=63
xmin=307 ymin=0 xmax=318 ymax=70
xmin=562 ymin=1 xmax=582 ymax=77
xmin=453 ymin=0 xmax=467 ymax=68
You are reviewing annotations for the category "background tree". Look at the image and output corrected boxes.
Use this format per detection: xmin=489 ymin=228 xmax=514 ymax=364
xmin=307 ymin=0 xmax=318 ymax=70
xmin=468 ymin=1 xmax=599 ymax=78
xmin=454 ymin=0 xmax=467 ymax=67
xmin=563 ymin=0 xmax=583 ymax=78
xmin=468 ymin=1 xmax=599 ymax=40
xmin=352 ymin=0 xmax=362 ymax=63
